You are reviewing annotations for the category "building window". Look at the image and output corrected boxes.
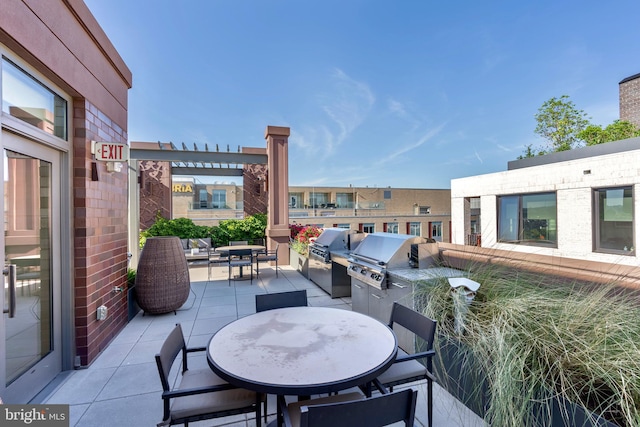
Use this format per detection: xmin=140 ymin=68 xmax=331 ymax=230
xmin=384 ymin=190 xmax=391 ymax=199
xmin=336 ymin=192 xmax=354 ymax=208
xmin=309 ymin=192 xmax=329 ymax=208
xmin=498 ymin=192 xmax=557 ymax=246
xmin=336 ymin=223 xmax=350 ymax=229
xmin=431 ymin=221 xmax=442 ymax=241
xmin=212 ymin=189 xmax=226 ymax=209
xmin=594 ymin=187 xmax=634 ymax=254
xmin=199 ymin=189 xmax=208 ymax=208
xmin=363 ymin=223 xmax=375 ymax=233
xmin=408 ymin=222 xmax=421 ymax=236
xmin=289 ymin=192 xmax=303 ymax=208
xmin=2 ymin=57 xmax=67 ymax=139
xmin=419 ymin=206 xmax=431 ymax=215
xmin=386 ymin=222 xmax=399 ymax=233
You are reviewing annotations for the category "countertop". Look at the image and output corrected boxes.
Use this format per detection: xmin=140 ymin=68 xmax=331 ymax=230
xmin=388 ymin=267 xmax=466 ymax=282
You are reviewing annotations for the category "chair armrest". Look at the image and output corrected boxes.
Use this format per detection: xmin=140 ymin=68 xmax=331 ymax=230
xmin=185 ymin=346 xmax=207 ymax=354
xmin=162 ymin=383 xmax=237 ymax=399
xmin=277 ymin=395 xmax=295 ymax=427
xmin=394 ymin=349 xmax=435 ymax=363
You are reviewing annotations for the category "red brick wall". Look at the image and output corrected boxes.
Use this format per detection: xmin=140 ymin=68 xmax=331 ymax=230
xmin=73 ymin=99 xmax=129 ymax=366
xmin=619 ymin=73 xmax=640 ymax=128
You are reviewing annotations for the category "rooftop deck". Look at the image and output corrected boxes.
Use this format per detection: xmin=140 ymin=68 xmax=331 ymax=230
xmin=42 ymin=263 xmax=484 ymax=426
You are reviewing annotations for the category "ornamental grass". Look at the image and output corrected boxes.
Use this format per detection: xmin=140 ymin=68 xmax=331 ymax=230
xmin=416 ymin=263 xmax=640 ymax=427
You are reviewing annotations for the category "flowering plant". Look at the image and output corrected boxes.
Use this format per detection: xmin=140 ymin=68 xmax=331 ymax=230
xmin=289 ymin=224 xmax=322 ymax=255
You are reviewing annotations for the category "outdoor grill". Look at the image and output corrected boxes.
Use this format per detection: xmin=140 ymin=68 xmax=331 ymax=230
xmin=309 ymin=228 xmax=365 ymax=298
xmin=347 ymin=233 xmax=426 ymax=289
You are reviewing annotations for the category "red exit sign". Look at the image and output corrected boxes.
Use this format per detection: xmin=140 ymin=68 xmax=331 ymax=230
xmin=93 ymin=141 xmax=129 ymax=162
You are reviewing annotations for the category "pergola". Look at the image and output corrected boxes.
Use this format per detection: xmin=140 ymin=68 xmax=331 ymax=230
xmin=126 ymin=126 xmax=291 ymax=267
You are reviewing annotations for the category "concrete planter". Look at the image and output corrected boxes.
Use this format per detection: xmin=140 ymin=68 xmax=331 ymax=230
xmin=289 ymin=248 xmax=309 ymax=279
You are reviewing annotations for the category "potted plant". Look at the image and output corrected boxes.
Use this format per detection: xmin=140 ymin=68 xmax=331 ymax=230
xmin=126 ymin=268 xmax=140 ymax=321
xmin=288 ymin=224 xmax=321 ymax=278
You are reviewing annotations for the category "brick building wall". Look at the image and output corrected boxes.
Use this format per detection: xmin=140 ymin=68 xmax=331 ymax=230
xmin=73 ymin=99 xmax=130 ymax=366
xmin=619 ymin=73 xmax=640 ymax=128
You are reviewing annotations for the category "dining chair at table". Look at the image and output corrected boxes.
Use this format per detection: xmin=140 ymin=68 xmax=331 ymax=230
xmin=255 ymin=289 xmax=307 ymax=313
xmin=208 ymin=247 xmax=229 ymax=281
xmin=227 ymin=248 xmax=254 ymax=285
xmin=155 ymin=324 xmax=266 ymax=427
xmin=278 ymin=388 xmax=418 ymax=427
xmin=256 ymin=242 xmax=280 ymax=277
xmin=229 ymin=240 xmax=248 ymax=246
xmin=374 ymin=302 xmax=437 ymax=427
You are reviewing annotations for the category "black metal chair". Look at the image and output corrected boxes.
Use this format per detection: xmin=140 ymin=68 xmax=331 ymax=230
xmin=155 ymin=324 xmax=265 ymax=427
xmin=255 ymin=290 xmax=307 ymax=313
xmin=375 ymin=302 xmax=437 ymax=427
xmin=278 ymin=388 xmax=418 ymax=427
xmin=256 ymin=242 xmax=280 ymax=277
xmin=227 ymin=248 xmax=254 ymax=285
xmin=229 ymin=240 xmax=248 ymax=246
xmin=208 ymin=247 xmax=229 ymax=280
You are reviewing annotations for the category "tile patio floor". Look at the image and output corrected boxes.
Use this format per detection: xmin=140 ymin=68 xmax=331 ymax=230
xmin=41 ymin=262 xmax=485 ymax=426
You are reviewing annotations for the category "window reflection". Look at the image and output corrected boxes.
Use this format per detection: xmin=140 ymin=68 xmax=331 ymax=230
xmin=2 ymin=57 xmax=67 ymax=139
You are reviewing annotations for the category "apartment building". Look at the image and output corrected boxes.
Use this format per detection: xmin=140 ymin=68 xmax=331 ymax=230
xmin=172 ymin=182 xmax=454 ymax=242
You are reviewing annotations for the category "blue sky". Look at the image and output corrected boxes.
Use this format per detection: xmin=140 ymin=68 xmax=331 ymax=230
xmin=85 ymin=0 xmax=640 ymax=188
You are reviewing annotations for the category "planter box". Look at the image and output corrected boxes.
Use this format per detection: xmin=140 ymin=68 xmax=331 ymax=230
xmin=434 ymin=334 xmax=619 ymax=427
xmin=289 ymin=248 xmax=309 ymax=279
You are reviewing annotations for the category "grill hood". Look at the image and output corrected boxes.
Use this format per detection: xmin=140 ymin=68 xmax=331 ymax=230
xmin=349 ymin=233 xmax=426 ymax=269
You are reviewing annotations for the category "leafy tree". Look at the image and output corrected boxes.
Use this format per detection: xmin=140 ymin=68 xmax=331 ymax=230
xmin=579 ymin=120 xmax=640 ymax=146
xmin=517 ymin=144 xmax=547 ymax=159
xmin=534 ymin=95 xmax=590 ymax=153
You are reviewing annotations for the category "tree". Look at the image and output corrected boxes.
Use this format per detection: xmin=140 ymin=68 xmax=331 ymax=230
xmin=534 ymin=95 xmax=590 ymax=152
xmin=579 ymin=120 xmax=640 ymax=146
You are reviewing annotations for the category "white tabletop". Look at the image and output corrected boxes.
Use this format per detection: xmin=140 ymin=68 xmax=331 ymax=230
xmin=207 ymin=306 xmax=397 ymax=395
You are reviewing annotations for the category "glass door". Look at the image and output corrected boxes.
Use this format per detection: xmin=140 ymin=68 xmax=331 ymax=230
xmin=1 ymin=132 xmax=61 ymax=403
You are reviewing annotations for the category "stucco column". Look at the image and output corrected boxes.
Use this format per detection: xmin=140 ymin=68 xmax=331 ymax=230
xmin=265 ymin=126 xmax=291 ymax=264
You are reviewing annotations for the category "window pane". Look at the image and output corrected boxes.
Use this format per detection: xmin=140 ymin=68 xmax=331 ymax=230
xmin=498 ymin=196 xmax=519 ymax=242
xmin=409 ymin=222 xmax=421 ymax=236
xmin=212 ymin=190 xmax=226 ymax=209
xmin=522 ymin=193 xmax=556 ymax=243
xmin=363 ymin=223 xmax=375 ymax=233
xmin=2 ymin=58 xmax=67 ymax=139
xmin=597 ymin=187 xmax=633 ymax=252
xmin=387 ymin=222 xmax=398 ymax=233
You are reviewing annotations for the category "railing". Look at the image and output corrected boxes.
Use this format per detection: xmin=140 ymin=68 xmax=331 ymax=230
xmin=466 ymin=233 xmax=481 ymax=246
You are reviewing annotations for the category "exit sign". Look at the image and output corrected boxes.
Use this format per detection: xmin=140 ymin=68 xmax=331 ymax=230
xmin=93 ymin=141 xmax=129 ymax=162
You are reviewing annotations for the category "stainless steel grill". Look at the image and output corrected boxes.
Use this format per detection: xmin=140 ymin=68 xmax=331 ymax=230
xmin=309 ymin=228 xmax=364 ymax=298
xmin=347 ymin=233 xmax=426 ymax=289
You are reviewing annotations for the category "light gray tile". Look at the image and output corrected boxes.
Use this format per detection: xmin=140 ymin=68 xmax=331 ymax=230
xmin=46 ymin=367 xmax=116 ymax=405
xmin=196 ymin=303 xmax=238 ymax=319
xmin=96 ymin=363 xmax=161 ymax=400
xmin=75 ymin=392 xmax=160 ymax=427
xmin=122 ymin=339 xmax=165 ymax=365
xmin=90 ymin=341 xmax=135 ymax=369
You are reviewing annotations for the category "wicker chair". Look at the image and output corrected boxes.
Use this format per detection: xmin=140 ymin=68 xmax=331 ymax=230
xmin=136 ymin=237 xmax=190 ymax=315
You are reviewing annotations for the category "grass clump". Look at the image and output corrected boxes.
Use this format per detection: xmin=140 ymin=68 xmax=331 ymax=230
xmin=417 ymin=264 xmax=640 ymax=426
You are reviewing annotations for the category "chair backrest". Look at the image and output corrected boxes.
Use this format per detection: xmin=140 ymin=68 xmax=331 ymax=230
xmin=230 ymin=240 xmax=248 ymax=246
xmin=255 ymin=290 xmax=307 ymax=312
xmin=389 ymin=302 xmax=437 ymax=353
xmin=155 ymin=324 xmax=186 ymax=392
xmin=300 ymin=388 xmax=418 ymax=427
xmin=228 ymin=248 xmax=253 ymax=259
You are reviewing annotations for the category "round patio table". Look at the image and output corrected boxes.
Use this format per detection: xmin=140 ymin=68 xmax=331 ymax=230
xmin=207 ymin=306 xmax=397 ymax=396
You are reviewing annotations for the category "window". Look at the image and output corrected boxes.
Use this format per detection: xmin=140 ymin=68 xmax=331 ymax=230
xmin=199 ymin=189 xmax=208 ymax=208
xmin=336 ymin=193 xmax=354 ymax=208
xmin=363 ymin=223 xmax=375 ymax=233
xmin=408 ymin=222 xmax=421 ymax=236
xmin=498 ymin=192 xmax=557 ymax=246
xmin=594 ymin=187 xmax=634 ymax=254
xmin=289 ymin=192 xmax=303 ymax=208
xmin=212 ymin=190 xmax=226 ymax=209
xmin=431 ymin=221 xmax=442 ymax=241
xmin=384 ymin=190 xmax=391 ymax=199
xmin=2 ymin=57 xmax=67 ymax=139
xmin=386 ymin=222 xmax=399 ymax=233
xmin=336 ymin=224 xmax=350 ymax=229
xmin=309 ymin=192 xmax=329 ymax=208
xmin=419 ymin=206 xmax=431 ymax=215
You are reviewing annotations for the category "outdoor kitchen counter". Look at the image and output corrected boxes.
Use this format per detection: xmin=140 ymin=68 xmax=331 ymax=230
xmin=388 ymin=267 xmax=466 ymax=282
